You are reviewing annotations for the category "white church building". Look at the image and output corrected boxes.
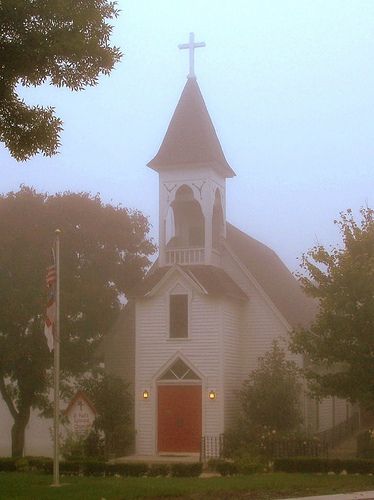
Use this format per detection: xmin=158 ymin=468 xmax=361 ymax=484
xmin=103 ymin=36 xmax=352 ymax=458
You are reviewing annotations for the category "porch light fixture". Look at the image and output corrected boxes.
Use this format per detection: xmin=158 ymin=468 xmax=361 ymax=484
xmin=142 ymin=389 xmax=150 ymax=400
xmin=208 ymin=390 xmax=216 ymax=400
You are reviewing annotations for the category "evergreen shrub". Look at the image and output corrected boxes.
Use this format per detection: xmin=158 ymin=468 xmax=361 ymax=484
xmin=170 ymin=462 xmax=202 ymax=477
xmin=235 ymin=454 xmax=263 ymax=474
xmin=0 ymin=458 xmax=17 ymax=471
xmin=215 ymin=460 xmax=238 ymax=476
xmin=105 ymin=462 xmax=148 ymax=476
xmin=357 ymin=430 xmax=374 ymax=458
xmin=274 ymin=457 xmax=374 ymax=474
xmin=147 ymin=463 xmax=170 ymax=476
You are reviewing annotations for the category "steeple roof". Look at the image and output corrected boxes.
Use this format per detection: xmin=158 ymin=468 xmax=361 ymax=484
xmin=148 ymin=78 xmax=235 ymax=178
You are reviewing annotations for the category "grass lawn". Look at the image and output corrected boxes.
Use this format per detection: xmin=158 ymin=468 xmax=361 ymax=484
xmin=0 ymin=472 xmax=374 ymax=500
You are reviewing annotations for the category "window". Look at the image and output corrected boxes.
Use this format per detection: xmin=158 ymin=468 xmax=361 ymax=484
xmin=169 ymin=294 xmax=188 ymax=338
xmin=159 ymin=358 xmax=199 ymax=380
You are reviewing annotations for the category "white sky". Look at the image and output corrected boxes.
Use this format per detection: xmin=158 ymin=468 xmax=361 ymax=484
xmin=2 ymin=0 xmax=373 ymax=270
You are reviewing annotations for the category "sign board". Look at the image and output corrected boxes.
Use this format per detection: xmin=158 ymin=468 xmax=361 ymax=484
xmin=64 ymin=391 xmax=97 ymax=435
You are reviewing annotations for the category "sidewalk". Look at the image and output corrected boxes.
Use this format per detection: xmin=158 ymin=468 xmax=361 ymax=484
xmin=280 ymin=491 xmax=374 ymax=500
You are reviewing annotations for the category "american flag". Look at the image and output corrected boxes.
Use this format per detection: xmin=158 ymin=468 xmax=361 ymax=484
xmin=44 ymin=263 xmax=56 ymax=351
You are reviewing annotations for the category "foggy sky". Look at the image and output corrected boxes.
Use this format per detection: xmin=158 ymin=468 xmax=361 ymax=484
xmin=2 ymin=0 xmax=373 ymax=270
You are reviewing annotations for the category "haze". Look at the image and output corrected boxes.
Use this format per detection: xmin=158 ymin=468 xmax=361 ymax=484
xmin=2 ymin=0 xmax=373 ymax=270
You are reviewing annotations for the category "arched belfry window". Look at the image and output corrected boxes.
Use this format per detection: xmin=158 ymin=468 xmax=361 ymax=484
xmin=212 ymin=189 xmax=224 ymax=250
xmin=167 ymin=185 xmax=205 ymax=249
xmin=159 ymin=358 xmax=200 ymax=381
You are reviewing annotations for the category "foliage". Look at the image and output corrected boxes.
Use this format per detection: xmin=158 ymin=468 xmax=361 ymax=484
xmin=274 ymin=457 xmax=374 ymax=474
xmin=107 ymin=462 xmax=149 ymax=477
xmin=79 ymin=373 xmax=134 ymax=457
xmin=290 ymin=208 xmax=374 ymax=408
xmin=170 ymin=462 xmax=203 ymax=477
xmin=0 ymin=457 xmax=17 ymax=472
xmin=0 ymin=187 xmax=155 ymax=456
xmin=61 ymin=430 xmax=104 ymax=461
xmin=147 ymin=463 xmax=170 ymax=477
xmin=225 ymin=342 xmax=303 ymax=457
xmin=0 ymin=0 xmax=121 ymax=161
xmin=235 ymin=454 xmax=264 ymax=474
xmin=357 ymin=430 xmax=374 ymax=459
xmin=240 ymin=342 xmax=302 ymax=433
xmin=213 ymin=460 xmax=238 ymax=476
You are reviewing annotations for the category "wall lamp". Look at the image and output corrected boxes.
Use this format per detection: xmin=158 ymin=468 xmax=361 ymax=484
xmin=208 ymin=389 xmax=216 ymax=400
xmin=142 ymin=389 xmax=150 ymax=400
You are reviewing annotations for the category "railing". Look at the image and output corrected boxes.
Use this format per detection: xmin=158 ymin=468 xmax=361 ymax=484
xmin=200 ymin=434 xmax=224 ymax=461
xmin=268 ymin=438 xmax=328 ymax=458
xmin=166 ymin=247 xmax=205 ymax=265
xmin=316 ymin=411 xmax=360 ymax=449
xmin=200 ymin=434 xmax=328 ymax=461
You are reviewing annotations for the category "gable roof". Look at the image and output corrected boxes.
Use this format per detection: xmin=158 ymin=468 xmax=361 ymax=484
xmin=147 ymin=78 xmax=235 ymax=178
xmin=225 ymin=223 xmax=318 ymax=328
xmin=130 ymin=264 xmax=247 ymax=301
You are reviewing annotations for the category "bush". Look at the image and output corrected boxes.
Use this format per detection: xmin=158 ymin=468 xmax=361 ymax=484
xmin=207 ymin=458 xmax=225 ymax=472
xmin=0 ymin=458 xmax=17 ymax=471
xmin=147 ymin=463 xmax=170 ymax=476
xmin=79 ymin=374 xmax=134 ymax=458
xmin=25 ymin=456 xmax=52 ymax=471
xmin=14 ymin=457 xmax=29 ymax=471
xmin=170 ymin=462 xmax=203 ymax=477
xmin=235 ymin=454 xmax=263 ymax=474
xmin=105 ymin=462 xmax=148 ymax=476
xmin=357 ymin=430 xmax=374 ymax=458
xmin=215 ymin=460 xmax=238 ymax=476
xmin=274 ymin=457 xmax=374 ymax=474
xmin=60 ymin=430 xmax=105 ymax=461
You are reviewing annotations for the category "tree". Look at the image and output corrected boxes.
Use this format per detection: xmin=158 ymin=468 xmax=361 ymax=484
xmin=225 ymin=342 xmax=302 ymax=457
xmin=79 ymin=373 xmax=133 ymax=457
xmin=240 ymin=342 xmax=302 ymax=433
xmin=291 ymin=207 xmax=374 ymax=409
xmin=0 ymin=186 xmax=156 ymax=456
xmin=0 ymin=0 xmax=121 ymax=161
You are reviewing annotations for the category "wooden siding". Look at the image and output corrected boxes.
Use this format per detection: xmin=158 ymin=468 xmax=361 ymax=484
xmin=222 ymin=299 xmax=243 ymax=430
xmin=221 ymin=247 xmax=299 ymax=374
xmin=104 ymin=314 xmax=135 ymax=386
xmin=135 ymin=272 xmax=224 ymax=455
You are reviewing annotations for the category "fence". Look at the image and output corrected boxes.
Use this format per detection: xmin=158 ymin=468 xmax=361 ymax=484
xmin=200 ymin=435 xmax=224 ymax=461
xmin=316 ymin=411 xmax=360 ymax=449
xmin=267 ymin=438 xmax=328 ymax=458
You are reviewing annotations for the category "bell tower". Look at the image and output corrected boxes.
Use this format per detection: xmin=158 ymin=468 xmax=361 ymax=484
xmin=147 ymin=34 xmax=235 ymax=267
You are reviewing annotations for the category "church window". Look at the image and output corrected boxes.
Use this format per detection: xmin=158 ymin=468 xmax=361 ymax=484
xmin=159 ymin=358 xmax=199 ymax=380
xmin=169 ymin=294 xmax=188 ymax=338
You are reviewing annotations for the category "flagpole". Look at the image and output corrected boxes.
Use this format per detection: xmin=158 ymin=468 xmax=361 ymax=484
xmin=53 ymin=229 xmax=61 ymax=487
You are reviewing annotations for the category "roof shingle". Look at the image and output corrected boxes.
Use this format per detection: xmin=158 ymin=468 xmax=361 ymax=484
xmin=148 ymin=78 xmax=235 ymax=178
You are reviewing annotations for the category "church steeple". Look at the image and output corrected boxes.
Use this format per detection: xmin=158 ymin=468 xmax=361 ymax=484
xmin=148 ymin=77 xmax=235 ymax=178
xmin=148 ymin=35 xmax=235 ymax=267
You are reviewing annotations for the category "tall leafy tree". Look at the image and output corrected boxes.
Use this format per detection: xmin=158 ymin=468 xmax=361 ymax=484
xmin=79 ymin=373 xmax=133 ymax=457
xmin=0 ymin=186 xmax=156 ymax=456
xmin=224 ymin=342 xmax=302 ymax=457
xmin=0 ymin=0 xmax=121 ymax=161
xmin=291 ymin=207 xmax=374 ymax=408
xmin=240 ymin=342 xmax=302 ymax=433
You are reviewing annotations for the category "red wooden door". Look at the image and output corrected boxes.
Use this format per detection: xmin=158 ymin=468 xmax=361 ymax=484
xmin=157 ymin=385 xmax=202 ymax=453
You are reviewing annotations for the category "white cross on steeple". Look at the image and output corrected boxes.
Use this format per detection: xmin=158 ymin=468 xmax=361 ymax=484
xmin=178 ymin=32 xmax=206 ymax=79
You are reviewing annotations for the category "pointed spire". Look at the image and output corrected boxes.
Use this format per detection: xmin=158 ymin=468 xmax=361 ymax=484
xmin=148 ymin=78 xmax=235 ymax=178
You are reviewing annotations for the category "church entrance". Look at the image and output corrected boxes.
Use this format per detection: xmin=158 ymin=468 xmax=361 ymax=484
xmin=157 ymin=358 xmax=202 ymax=453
